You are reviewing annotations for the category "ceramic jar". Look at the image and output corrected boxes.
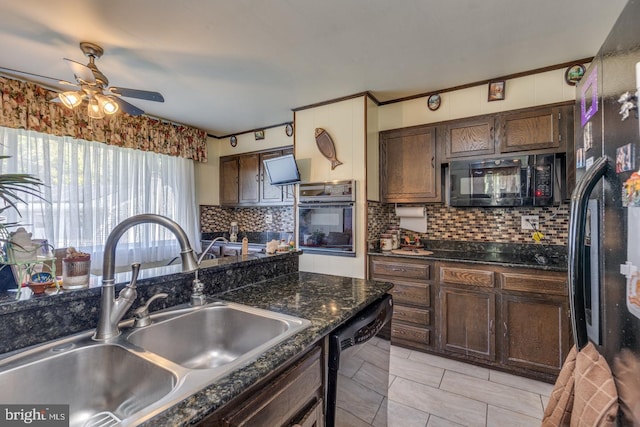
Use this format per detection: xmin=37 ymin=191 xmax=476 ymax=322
xmin=380 ymin=233 xmax=393 ymax=251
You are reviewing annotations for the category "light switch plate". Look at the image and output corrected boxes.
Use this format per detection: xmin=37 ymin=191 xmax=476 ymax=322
xmin=265 ymin=214 xmax=273 ymax=224
xmin=521 ymin=215 xmax=539 ymax=230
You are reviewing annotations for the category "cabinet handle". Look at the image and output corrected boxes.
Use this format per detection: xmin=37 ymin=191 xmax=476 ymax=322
xmin=389 ymin=267 xmax=406 ymax=272
xmin=490 ymin=127 xmax=494 ymax=140
xmin=431 ymin=156 xmax=435 ymax=168
xmin=255 ymin=174 xmax=260 ymax=182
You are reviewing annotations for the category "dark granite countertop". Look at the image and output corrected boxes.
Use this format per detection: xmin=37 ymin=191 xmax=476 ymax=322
xmin=140 ymin=271 xmax=392 ymax=426
xmin=369 ymin=240 xmax=568 ymax=271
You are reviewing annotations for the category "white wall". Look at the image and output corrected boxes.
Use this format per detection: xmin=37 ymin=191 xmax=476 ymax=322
xmin=378 ymin=68 xmax=578 ymax=131
xmin=195 ymin=65 xmax=579 ymax=278
xmin=295 ymin=96 xmax=368 ymax=278
xmin=194 ymin=124 xmax=294 ymax=206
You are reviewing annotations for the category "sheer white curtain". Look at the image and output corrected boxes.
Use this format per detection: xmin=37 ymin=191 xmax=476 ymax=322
xmin=0 ymin=127 xmax=201 ymax=271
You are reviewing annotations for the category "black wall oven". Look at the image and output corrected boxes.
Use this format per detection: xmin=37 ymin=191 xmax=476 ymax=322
xmin=298 ymin=180 xmax=355 ymax=257
xmin=449 ymin=153 xmax=559 ymax=207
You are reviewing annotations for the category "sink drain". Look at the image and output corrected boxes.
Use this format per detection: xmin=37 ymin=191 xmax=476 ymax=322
xmin=83 ymin=411 xmax=121 ymax=427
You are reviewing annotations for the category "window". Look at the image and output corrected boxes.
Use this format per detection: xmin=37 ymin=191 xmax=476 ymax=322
xmin=0 ymin=127 xmax=201 ymax=271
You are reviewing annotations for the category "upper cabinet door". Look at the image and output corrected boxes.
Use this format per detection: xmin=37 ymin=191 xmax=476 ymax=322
xmin=259 ymin=151 xmax=284 ymax=204
xmin=380 ymin=125 xmax=439 ymax=203
xmin=499 ymin=107 xmax=561 ymax=153
xmin=238 ymin=153 xmax=260 ymax=204
xmin=219 ymin=146 xmax=294 ymax=206
xmin=220 ymin=157 xmax=239 ymax=205
xmin=445 ymin=116 xmax=496 ymax=159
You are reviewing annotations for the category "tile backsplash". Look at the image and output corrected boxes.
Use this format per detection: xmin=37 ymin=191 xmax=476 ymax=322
xmin=201 ymin=202 xmax=569 ymax=246
xmin=200 ymin=205 xmax=294 ymax=234
xmin=367 ymin=202 xmax=569 ymax=246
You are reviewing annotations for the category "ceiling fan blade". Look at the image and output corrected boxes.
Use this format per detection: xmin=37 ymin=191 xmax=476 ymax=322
xmin=0 ymin=66 xmax=62 ymax=82
xmin=111 ymin=96 xmax=145 ymax=116
xmin=63 ymin=58 xmax=95 ymax=84
xmin=109 ymin=87 xmax=164 ymax=102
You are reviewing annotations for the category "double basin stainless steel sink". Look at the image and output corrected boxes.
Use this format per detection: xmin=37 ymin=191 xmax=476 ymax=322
xmin=0 ymin=301 xmax=311 ymax=427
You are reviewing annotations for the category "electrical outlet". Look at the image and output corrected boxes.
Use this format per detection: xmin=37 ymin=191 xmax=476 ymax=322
xmin=521 ymin=215 xmax=539 ymax=230
xmin=265 ymin=214 xmax=273 ymax=224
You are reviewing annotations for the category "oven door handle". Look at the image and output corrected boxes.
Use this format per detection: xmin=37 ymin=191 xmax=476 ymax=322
xmin=297 ymin=202 xmax=355 ymax=208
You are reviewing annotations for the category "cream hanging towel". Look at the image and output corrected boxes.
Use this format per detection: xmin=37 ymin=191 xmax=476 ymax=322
xmin=395 ymin=206 xmax=427 ymax=233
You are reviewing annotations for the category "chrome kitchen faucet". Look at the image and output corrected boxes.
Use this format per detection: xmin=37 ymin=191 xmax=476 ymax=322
xmin=93 ymin=214 xmax=198 ymax=340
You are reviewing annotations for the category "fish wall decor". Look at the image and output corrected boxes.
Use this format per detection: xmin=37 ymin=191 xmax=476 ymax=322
xmin=315 ymin=128 xmax=343 ymax=170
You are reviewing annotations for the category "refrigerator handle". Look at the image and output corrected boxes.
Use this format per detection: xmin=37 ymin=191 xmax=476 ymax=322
xmin=568 ymin=156 xmax=611 ymax=351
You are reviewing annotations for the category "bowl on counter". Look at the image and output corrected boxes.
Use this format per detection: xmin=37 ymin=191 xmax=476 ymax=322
xmin=27 ymin=272 xmax=55 ymax=295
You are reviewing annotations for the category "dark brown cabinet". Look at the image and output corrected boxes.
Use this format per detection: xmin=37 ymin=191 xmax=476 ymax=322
xmin=380 ymin=125 xmax=440 ymax=203
xmin=499 ymin=106 xmax=563 ymax=153
xmin=445 ymin=116 xmax=496 ymax=158
xmin=220 ymin=147 xmax=294 ymax=206
xmin=198 ymin=346 xmax=323 ymax=427
xmin=443 ymin=103 xmax=573 ymax=160
xmin=370 ymin=255 xmax=434 ymax=350
xmin=220 ymin=157 xmax=240 ymax=205
xmin=437 ymin=263 xmax=497 ymax=361
xmin=239 ymin=153 xmax=260 ymax=204
xmin=499 ymin=269 xmax=571 ymax=376
xmin=371 ymin=255 xmax=570 ymax=382
xmin=434 ymin=261 xmax=569 ymax=381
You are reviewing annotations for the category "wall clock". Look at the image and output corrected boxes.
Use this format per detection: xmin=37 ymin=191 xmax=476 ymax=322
xmin=285 ymin=123 xmax=293 ymax=137
xmin=565 ymin=64 xmax=586 ymax=86
xmin=427 ymin=94 xmax=441 ymax=111
xmin=230 ymin=135 xmax=237 ymax=147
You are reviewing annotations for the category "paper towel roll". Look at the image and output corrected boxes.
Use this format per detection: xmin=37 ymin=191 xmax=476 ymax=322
xmin=395 ymin=206 xmax=427 ymax=233
xmin=395 ymin=206 xmax=426 ymax=217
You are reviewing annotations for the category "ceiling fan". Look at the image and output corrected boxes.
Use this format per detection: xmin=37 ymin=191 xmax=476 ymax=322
xmin=1 ymin=42 xmax=164 ymax=118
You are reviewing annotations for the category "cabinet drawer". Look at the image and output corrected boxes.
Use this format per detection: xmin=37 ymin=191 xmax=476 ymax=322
xmin=439 ymin=266 xmax=495 ymax=288
xmin=392 ymin=323 xmax=430 ymax=345
xmin=389 ymin=282 xmax=430 ymax=306
xmin=501 ymin=272 xmax=567 ymax=296
xmin=371 ymin=259 xmax=430 ymax=280
xmin=225 ymin=348 xmax=322 ymax=427
xmin=394 ymin=305 xmax=430 ymax=326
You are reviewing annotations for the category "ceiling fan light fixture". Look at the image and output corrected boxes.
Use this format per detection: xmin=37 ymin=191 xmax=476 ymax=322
xmin=95 ymin=93 xmax=119 ymax=115
xmin=59 ymin=91 xmax=83 ymax=109
xmin=87 ymin=98 xmax=105 ymax=119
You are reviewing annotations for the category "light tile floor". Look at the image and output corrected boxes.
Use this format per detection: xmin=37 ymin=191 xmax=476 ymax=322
xmin=389 ymin=345 xmax=554 ymax=427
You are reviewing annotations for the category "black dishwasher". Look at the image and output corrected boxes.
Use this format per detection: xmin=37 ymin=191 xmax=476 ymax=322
xmin=326 ymin=294 xmax=393 ymax=427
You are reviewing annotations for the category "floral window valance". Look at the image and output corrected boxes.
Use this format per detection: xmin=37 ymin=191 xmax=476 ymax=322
xmin=0 ymin=76 xmax=208 ymax=162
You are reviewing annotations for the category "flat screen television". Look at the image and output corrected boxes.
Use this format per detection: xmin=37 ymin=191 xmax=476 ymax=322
xmin=263 ymin=153 xmax=301 ymax=185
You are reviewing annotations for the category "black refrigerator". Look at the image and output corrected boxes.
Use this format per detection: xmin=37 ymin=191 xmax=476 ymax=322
xmin=570 ymin=0 xmax=640 ymax=423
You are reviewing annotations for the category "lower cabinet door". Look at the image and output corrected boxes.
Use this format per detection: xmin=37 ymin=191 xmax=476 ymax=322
xmin=501 ymin=294 xmax=570 ymax=375
xmin=439 ymin=286 xmax=496 ymax=361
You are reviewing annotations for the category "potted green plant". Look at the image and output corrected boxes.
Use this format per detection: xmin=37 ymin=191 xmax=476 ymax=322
xmin=0 ymin=155 xmax=43 ymax=245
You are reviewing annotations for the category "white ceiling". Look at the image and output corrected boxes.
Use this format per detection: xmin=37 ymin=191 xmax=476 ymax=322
xmin=0 ymin=0 xmax=628 ymax=137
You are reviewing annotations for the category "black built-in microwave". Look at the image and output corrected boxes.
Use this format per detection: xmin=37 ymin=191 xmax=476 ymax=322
xmin=448 ymin=154 xmax=558 ymax=207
